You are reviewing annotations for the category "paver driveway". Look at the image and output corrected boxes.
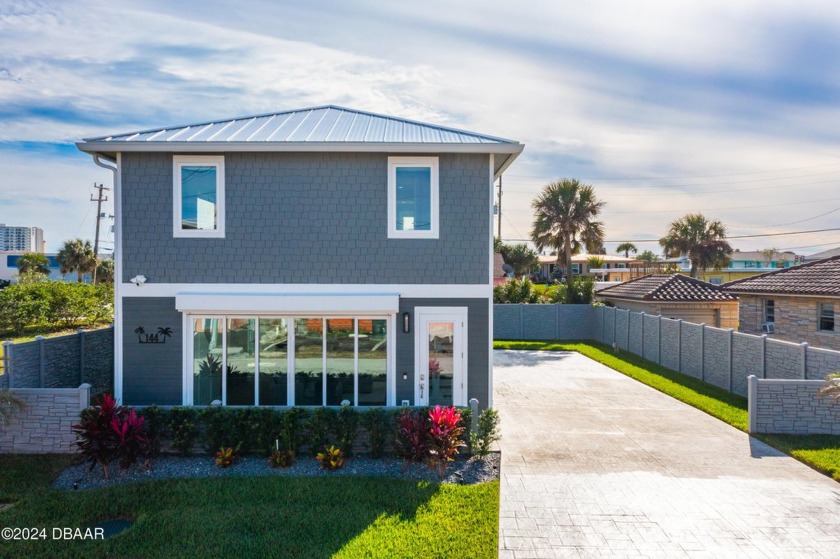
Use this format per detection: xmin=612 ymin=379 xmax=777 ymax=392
xmin=495 ymin=349 xmax=840 ymax=558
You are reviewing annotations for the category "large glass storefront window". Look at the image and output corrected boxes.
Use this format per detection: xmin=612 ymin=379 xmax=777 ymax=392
xmin=191 ymin=315 xmax=389 ymax=406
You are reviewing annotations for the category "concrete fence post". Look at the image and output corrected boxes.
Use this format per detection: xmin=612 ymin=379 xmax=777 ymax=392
xmin=625 ymin=310 xmax=630 ymax=351
xmin=612 ymin=307 xmax=617 ymax=345
xmin=469 ymin=398 xmax=479 ymax=434
xmin=747 ymin=375 xmax=757 ymax=433
xmin=518 ymin=305 xmax=524 ymax=340
xmin=699 ymin=324 xmax=706 ymax=382
xmin=727 ymin=329 xmax=734 ymax=393
xmin=79 ymin=383 xmax=92 ymax=411
xmin=677 ymin=320 xmax=683 ymax=373
xmin=36 ymin=336 xmax=45 ymax=388
xmin=640 ymin=312 xmax=645 ymax=359
xmin=801 ymin=342 xmax=809 ymax=380
xmin=657 ymin=315 xmax=662 ymax=365
xmin=760 ymin=334 xmax=767 ymax=379
xmin=2 ymin=340 xmax=12 ymax=388
xmin=78 ymin=329 xmax=86 ymax=386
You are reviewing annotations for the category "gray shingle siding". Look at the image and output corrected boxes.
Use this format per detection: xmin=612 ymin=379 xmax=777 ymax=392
xmin=397 ymin=298 xmax=490 ymax=409
xmin=120 ymin=152 xmax=490 ymax=284
xmin=122 ymin=297 xmax=183 ymax=405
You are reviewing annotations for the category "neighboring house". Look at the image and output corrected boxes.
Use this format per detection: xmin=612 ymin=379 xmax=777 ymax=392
xmin=538 ymin=253 xmax=636 ymax=283
xmin=76 ymin=105 xmax=523 ymax=409
xmin=642 ymin=251 xmax=801 ymax=284
xmin=596 ymin=274 xmax=739 ymax=328
xmin=0 ymin=252 xmax=93 ymax=283
xmin=722 ymin=255 xmax=840 ymax=350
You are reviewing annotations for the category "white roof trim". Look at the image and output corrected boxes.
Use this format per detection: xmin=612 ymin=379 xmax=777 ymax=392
xmin=175 ymin=292 xmax=400 ymax=314
xmin=77 ymin=141 xmax=524 ymax=155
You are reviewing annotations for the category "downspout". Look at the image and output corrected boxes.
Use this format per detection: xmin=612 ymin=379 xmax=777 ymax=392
xmin=91 ymin=154 xmax=117 ymax=285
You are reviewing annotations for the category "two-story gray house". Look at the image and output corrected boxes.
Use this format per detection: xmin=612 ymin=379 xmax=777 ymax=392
xmin=76 ymin=105 xmax=522 ymax=410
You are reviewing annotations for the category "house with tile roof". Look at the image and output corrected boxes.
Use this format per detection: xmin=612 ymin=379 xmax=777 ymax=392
xmin=596 ymin=274 xmax=739 ymax=328
xmin=76 ymin=105 xmax=523 ymax=409
xmin=722 ymin=255 xmax=840 ymax=350
xmin=538 ymin=253 xmax=636 ymax=283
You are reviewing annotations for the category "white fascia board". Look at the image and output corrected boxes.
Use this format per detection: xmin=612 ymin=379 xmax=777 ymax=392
xmin=176 ymin=292 xmax=400 ymax=314
xmin=76 ymin=141 xmax=523 ymax=156
xmin=121 ymin=283 xmax=492 ymax=299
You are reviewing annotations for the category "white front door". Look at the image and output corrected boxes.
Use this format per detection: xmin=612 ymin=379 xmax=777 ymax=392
xmin=414 ymin=307 xmax=467 ymax=406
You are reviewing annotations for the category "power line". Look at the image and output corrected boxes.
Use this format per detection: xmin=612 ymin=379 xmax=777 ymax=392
xmin=502 ymin=227 xmax=840 ymax=244
xmin=504 ymin=160 xmax=840 ymax=182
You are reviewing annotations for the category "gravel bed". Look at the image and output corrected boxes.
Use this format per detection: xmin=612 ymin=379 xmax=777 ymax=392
xmin=54 ymin=452 xmax=501 ymax=491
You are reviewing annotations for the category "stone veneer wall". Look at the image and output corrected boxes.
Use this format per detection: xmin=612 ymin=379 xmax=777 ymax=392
xmin=739 ymin=294 xmax=840 ymax=351
xmin=0 ymin=384 xmax=90 ymax=453
xmin=748 ymin=376 xmax=840 ymax=435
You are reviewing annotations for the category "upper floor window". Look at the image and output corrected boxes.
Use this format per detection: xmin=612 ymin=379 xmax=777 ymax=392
xmin=173 ymin=155 xmax=225 ymax=238
xmin=819 ymin=303 xmax=835 ymax=332
xmin=387 ymin=157 xmax=439 ymax=239
xmin=764 ymin=299 xmax=775 ymax=323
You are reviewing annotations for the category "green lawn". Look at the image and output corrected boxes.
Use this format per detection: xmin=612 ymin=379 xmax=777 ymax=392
xmin=0 ymin=455 xmax=498 ymax=559
xmin=494 ymin=340 xmax=840 ymax=481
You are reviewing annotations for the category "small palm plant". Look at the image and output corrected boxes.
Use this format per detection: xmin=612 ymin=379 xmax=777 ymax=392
xmin=818 ymin=372 xmax=840 ymax=401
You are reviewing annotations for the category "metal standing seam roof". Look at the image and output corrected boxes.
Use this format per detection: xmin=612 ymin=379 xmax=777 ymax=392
xmin=721 ymin=255 xmax=840 ymax=297
xmin=597 ymin=274 xmax=738 ymax=302
xmin=76 ymin=105 xmax=523 ymax=177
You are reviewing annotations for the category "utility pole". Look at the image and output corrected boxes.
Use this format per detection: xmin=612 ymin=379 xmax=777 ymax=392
xmin=496 ymin=175 xmax=503 ymax=240
xmin=90 ymin=183 xmax=110 ymax=284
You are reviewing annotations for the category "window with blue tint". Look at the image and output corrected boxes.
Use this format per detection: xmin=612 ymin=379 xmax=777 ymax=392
xmin=181 ymin=166 xmax=217 ymax=230
xmin=395 ymin=167 xmax=431 ymax=231
xmin=173 ymin=155 xmax=225 ymax=238
xmin=388 ymin=157 xmax=439 ymax=239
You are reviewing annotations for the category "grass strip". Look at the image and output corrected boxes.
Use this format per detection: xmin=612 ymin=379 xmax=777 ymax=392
xmin=0 ymin=455 xmax=498 ymax=558
xmin=494 ymin=340 xmax=840 ymax=480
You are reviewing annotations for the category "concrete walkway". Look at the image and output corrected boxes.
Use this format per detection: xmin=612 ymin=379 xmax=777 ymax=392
xmin=495 ymin=350 xmax=840 ymax=558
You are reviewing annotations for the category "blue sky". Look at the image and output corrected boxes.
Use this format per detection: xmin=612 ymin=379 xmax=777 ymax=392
xmin=2 ymin=0 xmax=840 ymax=254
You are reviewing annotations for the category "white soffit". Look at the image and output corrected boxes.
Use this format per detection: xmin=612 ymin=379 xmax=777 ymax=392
xmin=175 ymin=292 xmax=400 ymax=314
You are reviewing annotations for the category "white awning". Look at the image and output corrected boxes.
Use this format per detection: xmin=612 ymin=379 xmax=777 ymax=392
xmin=175 ymin=292 xmax=400 ymax=314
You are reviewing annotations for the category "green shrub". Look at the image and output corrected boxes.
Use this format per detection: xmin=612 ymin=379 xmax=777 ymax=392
xmin=306 ymin=407 xmax=337 ymax=456
xmin=335 ymin=406 xmax=360 ymax=457
xmin=361 ymin=408 xmax=393 ymax=458
xmin=233 ymin=407 xmax=279 ymax=456
xmin=470 ymin=408 xmax=501 ymax=458
xmin=0 ymin=285 xmax=48 ymax=335
xmin=565 ymin=276 xmax=595 ymax=304
xmin=493 ymin=278 xmax=542 ymax=304
xmin=138 ymin=405 xmax=163 ymax=457
xmin=279 ymin=407 xmax=307 ymax=455
xmin=199 ymin=407 xmax=240 ymax=452
xmin=164 ymin=407 xmax=200 ymax=455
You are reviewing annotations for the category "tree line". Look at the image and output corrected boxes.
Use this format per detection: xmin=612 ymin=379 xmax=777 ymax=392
xmin=14 ymin=238 xmax=113 ymax=284
xmin=499 ymin=178 xmax=733 ymax=282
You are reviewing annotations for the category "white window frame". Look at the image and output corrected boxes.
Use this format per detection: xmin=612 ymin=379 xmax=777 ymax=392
xmin=387 ymin=156 xmax=439 ymax=239
xmin=173 ymin=155 xmax=225 ymax=238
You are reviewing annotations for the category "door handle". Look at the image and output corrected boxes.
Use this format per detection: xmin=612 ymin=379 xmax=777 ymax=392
xmin=420 ymin=382 xmax=424 ymax=398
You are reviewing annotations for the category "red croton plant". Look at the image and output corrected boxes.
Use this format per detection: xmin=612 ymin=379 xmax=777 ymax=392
xmin=72 ymin=394 xmax=152 ymax=479
xmin=395 ymin=405 xmax=467 ymax=479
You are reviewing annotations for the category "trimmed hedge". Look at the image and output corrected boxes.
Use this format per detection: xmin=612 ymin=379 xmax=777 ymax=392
xmin=137 ymin=405 xmax=473 ymax=457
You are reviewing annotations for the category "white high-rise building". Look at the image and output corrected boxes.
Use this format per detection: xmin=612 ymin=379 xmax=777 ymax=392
xmin=0 ymin=224 xmax=45 ymax=252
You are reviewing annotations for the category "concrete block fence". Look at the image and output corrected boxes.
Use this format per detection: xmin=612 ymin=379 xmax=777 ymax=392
xmin=748 ymin=376 xmax=840 ymax=435
xmin=1 ymin=326 xmax=113 ymax=396
xmin=0 ymin=384 xmax=91 ymax=453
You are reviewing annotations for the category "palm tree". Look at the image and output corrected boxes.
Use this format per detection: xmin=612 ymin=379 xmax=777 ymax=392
xmin=16 ymin=252 xmax=50 ymax=279
xmin=615 ymin=243 xmax=638 ymax=258
xmin=95 ymin=259 xmax=115 ymax=283
xmin=637 ymin=250 xmax=660 ymax=262
xmin=134 ymin=326 xmax=145 ymax=343
xmin=659 ymin=213 xmax=732 ymax=278
xmin=500 ymin=243 xmax=539 ymax=276
xmin=530 ymin=179 xmax=605 ymax=288
xmin=56 ymin=238 xmax=97 ymax=282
